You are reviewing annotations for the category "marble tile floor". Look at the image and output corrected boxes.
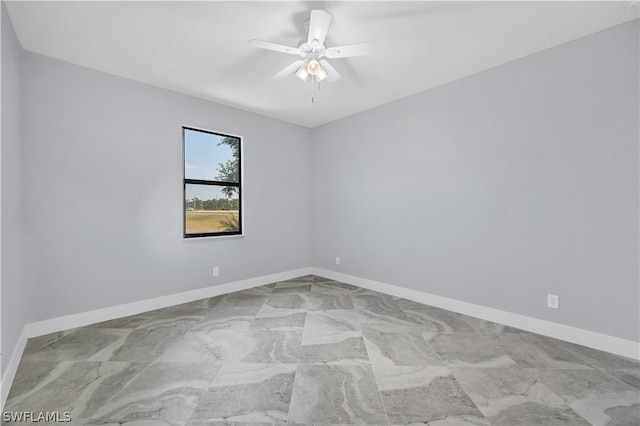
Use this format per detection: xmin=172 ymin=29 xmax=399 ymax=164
xmin=4 ymin=275 xmax=639 ymax=426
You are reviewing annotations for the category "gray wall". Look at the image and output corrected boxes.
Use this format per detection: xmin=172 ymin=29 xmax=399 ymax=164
xmin=1 ymin=2 xmax=32 ymax=373
xmin=19 ymin=51 xmax=312 ymax=322
xmin=311 ymin=20 xmax=639 ymax=341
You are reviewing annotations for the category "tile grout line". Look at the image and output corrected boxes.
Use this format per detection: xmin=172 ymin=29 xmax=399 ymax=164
xmin=349 ymin=288 xmax=392 ymax=426
xmin=287 ymin=281 xmax=306 ymax=426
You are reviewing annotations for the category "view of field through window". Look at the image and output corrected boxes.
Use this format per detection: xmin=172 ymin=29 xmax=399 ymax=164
xmin=183 ymin=128 xmax=241 ymax=236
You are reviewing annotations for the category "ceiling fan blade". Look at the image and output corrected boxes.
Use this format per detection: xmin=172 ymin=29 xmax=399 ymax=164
xmin=319 ymin=60 xmax=341 ymax=83
xmin=325 ymin=41 xmax=376 ymax=58
xmin=249 ymin=39 xmax=300 ymax=55
xmin=273 ymin=60 xmax=305 ymax=79
xmin=308 ymin=10 xmax=332 ymax=47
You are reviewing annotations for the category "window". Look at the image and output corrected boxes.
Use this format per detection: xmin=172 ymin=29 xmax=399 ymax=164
xmin=183 ymin=127 xmax=242 ymax=238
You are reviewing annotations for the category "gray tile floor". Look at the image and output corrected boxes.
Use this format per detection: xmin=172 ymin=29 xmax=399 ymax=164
xmin=4 ymin=275 xmax=640 ymax=425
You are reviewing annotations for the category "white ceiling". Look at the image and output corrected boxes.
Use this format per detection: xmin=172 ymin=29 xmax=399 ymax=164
xmin=6 ymin=1 xmax=639 ymax=128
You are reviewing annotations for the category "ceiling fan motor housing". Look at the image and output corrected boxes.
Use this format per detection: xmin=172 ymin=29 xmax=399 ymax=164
xmin=299 ymin=42 xmax=325 ymax=59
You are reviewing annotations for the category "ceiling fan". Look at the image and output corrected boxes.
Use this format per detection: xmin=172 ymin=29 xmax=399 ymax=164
xmin=249 ymin=10 xmax=376 ymax=86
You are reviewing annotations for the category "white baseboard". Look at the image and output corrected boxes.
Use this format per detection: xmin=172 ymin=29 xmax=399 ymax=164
xmin=1 ymin=327 xmax=28 ymax=411
xmin=0 ymin=267 xmax=311 ymax=409
xmin=26 ymin=267 xmax=311 ymax=338
xmin=312 ymin=268 xmax=640 ymax=361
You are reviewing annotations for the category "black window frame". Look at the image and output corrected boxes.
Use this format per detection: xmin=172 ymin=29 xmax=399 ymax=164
xmin=183 ymin=126 xmax=242 ymax=238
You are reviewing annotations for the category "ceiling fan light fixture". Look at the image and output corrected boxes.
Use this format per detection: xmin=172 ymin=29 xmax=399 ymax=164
xmin=295 ymin=63 xmax=309 ymax=81
xmin=316 ymin=67 xmax=328 ymax=82
xmin=307 ymin=58 xmax=321 ymax=75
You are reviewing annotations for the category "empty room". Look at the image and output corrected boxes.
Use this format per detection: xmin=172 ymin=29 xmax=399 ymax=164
xmin=1 ymin=1 xmax=639 ymax=425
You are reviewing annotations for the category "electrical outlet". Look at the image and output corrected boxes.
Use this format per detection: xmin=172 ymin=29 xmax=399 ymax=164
xmin=547 ymin=294 xmax=559 ymax=309
xmin=335 ymin=257 xmax=341 ymax=265
xmin=213 ymin=267 xmax=219 ymax=277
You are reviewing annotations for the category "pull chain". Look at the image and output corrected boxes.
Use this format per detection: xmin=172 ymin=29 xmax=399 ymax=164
xmin=310 ymin=75 xmax=322 ymax=103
